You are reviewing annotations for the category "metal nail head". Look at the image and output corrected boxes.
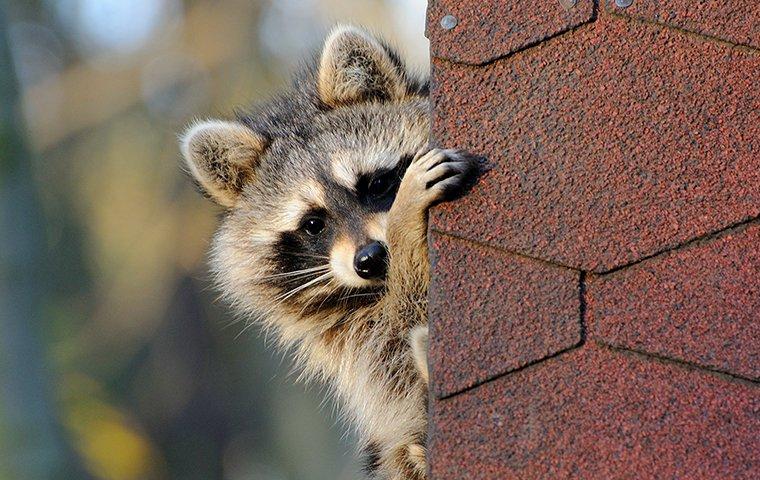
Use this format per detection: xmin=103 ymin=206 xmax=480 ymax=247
xmin=615 ymin=0 xmax=633 ymax=8
xmin=440 ymin=14 xmax=458 ymax=30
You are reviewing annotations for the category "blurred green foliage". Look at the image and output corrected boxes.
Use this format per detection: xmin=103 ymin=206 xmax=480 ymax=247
xmin=0 ymin=1 xmax=428 ymax=479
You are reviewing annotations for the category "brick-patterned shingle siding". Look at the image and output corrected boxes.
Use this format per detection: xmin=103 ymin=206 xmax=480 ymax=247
xmin=426 ymin=0 xmax=760 ymax=478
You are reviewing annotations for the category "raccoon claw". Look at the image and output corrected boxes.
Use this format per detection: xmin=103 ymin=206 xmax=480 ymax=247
xmin=399 ymin=148 xmax=478 ymax=210
xmin=425 ymin=159 xmax=472 ymax=193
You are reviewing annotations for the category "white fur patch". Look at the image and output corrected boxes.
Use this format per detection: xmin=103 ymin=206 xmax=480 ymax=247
xmin=276 ymin=200 xmax=310 ymax=232
xmin=330 ymin=236 xmax=374 ymax=288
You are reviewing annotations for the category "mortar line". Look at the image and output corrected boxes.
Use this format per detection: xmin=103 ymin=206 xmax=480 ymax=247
xmin=435 ymin=339 xmax=757 ymax=402
xmin=429 ymin=228 xmax=578 ymax=272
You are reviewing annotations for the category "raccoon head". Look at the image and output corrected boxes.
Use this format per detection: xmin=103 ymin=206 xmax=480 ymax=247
xmin=180 ymin=25 xmax=429 ymax=328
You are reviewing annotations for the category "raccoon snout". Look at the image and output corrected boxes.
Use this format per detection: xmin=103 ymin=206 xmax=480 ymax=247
xmin=353 ymin=241 xmax=388 ymax=280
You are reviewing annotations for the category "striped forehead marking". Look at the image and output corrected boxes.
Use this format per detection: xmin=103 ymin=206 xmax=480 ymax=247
xmin=274 ymin=180 xmax=327 ymax=231
xmin=330 ymin=149 xmax=399 ymax=191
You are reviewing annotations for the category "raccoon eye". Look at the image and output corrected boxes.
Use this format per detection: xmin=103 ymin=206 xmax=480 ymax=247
xmin=368 ymin=171 xmax=395 ymax=197
xmin=301 ymin=217 xmax=325 ymax=236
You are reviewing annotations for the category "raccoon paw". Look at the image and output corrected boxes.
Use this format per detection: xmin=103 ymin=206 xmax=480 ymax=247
xmin=401 ymin=148 xmax=479 ymax=209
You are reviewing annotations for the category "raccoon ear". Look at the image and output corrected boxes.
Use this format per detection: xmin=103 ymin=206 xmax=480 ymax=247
xmin=317 ymin=25 xmax=408 ymax=107
xmin=180 ymin=119 xmax=266 ymax=208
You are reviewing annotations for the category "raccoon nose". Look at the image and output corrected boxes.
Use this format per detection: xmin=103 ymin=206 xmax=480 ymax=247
xmin=354 ymin=241 xmax=388 ymax=280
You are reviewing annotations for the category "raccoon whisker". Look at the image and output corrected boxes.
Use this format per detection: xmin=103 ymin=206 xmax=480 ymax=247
xmin=340 ymin=290 xmax=383 ymax=300
xmin=233 ymin=306 xmax=276 ymax=340
xmin=234 ymin=317 xmax=258 ymax=340
xmin=261 ymin=265 xmax=331 ymax=280
xmin=298 ymin=278 xmax=336 ymax=318
xmin=279 ymin=251 xmax=331 ymax=261
xmin=240 ymin=272 xmax=333 ymax=344
xmin=283 ymin=273 xmax=333 ymax=300
xmin=275 ymin=271 xmax=333 ymax=303
xmin=253 ymin=275 xmax=327 ymax=293
xmin=253 ymin=267 xmax=331 ymax=290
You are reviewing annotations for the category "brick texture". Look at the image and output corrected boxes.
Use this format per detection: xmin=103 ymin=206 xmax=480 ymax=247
xmin=427 ymin=1 xmax=760 ymax=478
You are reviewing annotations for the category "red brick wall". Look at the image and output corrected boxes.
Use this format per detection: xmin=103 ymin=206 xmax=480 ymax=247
xmin=425 ymin=1 xmax=759 ymax=478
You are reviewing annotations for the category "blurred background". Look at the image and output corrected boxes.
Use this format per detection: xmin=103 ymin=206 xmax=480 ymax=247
xmin=0 ymin=1 xmax=429 ymax=479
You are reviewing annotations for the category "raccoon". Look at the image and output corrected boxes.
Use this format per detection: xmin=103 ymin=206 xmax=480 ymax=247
xmin=180 ymin=25 xmax=477 ymax=479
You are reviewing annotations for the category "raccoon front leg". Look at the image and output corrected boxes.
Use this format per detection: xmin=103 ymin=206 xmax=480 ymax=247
xmin=386 ymin=147 xmax=475 ymax=383
xmin=378 ymin=148 xmax=477 ymax=479
xmin=386 ymin=147 xmax=478 ymax=303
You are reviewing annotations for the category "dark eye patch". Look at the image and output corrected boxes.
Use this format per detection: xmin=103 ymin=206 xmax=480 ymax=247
xmin=367 ymin=170 xmax=395 ymax=197
xmin=267 ymin=209 xmax=332 ymax=296
xmin=356 ymin=153 xmax=414 ymax=210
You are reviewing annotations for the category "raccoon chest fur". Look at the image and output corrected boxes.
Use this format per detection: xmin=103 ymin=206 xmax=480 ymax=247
xmin=309 ymin=316 xmax=427 ymax=442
